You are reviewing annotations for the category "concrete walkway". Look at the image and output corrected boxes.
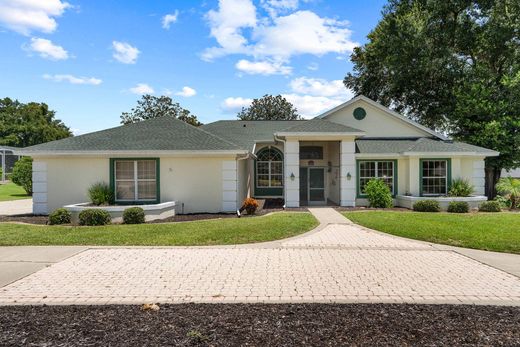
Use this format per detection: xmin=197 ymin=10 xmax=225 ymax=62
xmin=0 ymin=199 xmax=32 ymax=216
xmin=0 ymin=208 xmax=519 ymax=306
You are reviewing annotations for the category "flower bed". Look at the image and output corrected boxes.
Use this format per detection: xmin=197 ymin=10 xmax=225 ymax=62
xmin=64 ymin=201 xmax=176 ymax=224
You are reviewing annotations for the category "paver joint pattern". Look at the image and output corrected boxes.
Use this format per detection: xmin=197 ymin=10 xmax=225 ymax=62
xmin=1 ymin=208 xmax=519 ymax=306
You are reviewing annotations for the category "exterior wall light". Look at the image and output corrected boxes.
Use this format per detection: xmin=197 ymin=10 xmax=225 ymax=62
xmin=346 ymin=172 xmax=352 ymax=181
xmin=290 ymin=173 xmax=295 ymax=181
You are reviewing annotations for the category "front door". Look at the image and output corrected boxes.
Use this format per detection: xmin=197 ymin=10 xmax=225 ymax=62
xmin=308 ymin=168 xmax=325 ymax=204
xmin=299 ymin=167 xmax=326 ymax=205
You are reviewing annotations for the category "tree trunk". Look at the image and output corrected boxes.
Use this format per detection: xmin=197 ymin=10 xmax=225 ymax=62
xmin=484 ymin=166 xmax=501 ymax=199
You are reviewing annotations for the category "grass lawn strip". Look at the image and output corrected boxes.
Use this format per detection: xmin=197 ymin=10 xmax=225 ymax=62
xmin=345 ymin=211 xmax=520 ymax=254
xmin=0 ymin=212 xmax=318 ymax=246
xmin=0 ymin=182 xmax=28 ymax=201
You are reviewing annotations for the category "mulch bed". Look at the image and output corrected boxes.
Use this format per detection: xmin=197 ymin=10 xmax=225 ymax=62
xmin=0 ymin=214 xmax=48 ymax=225
xmin=0 ymin=304 xmax=519 ymax=346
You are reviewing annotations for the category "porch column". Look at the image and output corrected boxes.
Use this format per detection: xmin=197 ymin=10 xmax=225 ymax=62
xmin=473 ymin=159 xmax=486 ymax=195
xmin=222 ymin=160 xmax=238 ymax=212
xmin=340 ymin=140 xmax=356 ymax=206
xmin=32 ymin=160 xmax=48 ymax=215
xmin=408 ymin=157 xmax=420 ymax=196
xmin=285 ymin=139 xmax=299 ymax=207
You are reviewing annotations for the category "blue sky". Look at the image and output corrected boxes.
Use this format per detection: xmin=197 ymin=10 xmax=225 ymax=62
xmin=0 ymin=0 xmax=386 ymax=134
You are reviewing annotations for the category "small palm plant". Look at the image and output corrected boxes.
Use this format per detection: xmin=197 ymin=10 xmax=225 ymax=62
xmin=496 ymin=177 xmax=520 ymax=210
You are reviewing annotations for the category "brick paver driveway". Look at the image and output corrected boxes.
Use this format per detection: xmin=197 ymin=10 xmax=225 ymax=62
xmin=1 ymin=209 xmax=520 ymax=306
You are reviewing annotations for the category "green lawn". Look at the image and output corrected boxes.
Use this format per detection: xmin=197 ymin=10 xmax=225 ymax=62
xmin=344 ymin=211 xmax=520 ymax=254
xmin=0 ymin=182 xmax=29 ymax=201
xmin=0 ymin=212 xmax=318 ymax=246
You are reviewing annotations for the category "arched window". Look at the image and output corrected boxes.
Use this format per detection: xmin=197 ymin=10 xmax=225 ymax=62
xmin=256 ymin=147 xmax=283 ymax=188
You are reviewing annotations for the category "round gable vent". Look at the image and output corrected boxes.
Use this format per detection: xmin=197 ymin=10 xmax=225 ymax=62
xmin=353 ymin=107 xmax=366 ymax=120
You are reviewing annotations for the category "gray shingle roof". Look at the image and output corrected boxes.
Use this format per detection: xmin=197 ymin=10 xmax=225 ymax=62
xmin=21 ymin=116 xmax=242 ymax=153
xmin=356 ymin=138 xmax=497 ymax=154
xmin=277 ymin=119 xmax=363 ymax=133
xmin=201 ymin=120 xmax=303 ymax=151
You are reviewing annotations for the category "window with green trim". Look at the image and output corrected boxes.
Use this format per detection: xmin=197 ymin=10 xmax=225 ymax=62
xmin=358 ymin=160 xmax=395 ymax=195
xmin=114 ymin=159 xmax=157 ymax=202
xmin=256 ymin=147 xmax=283 ymax=188
xmin=421 ymin=160 xmax=448 ymax=196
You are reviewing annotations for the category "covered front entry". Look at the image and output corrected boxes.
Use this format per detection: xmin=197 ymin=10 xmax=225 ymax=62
xmin=299 ymin=167 xmax=326 ymax=205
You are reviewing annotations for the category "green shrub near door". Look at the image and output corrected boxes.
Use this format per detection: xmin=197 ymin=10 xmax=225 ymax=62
xmin=123 ymin=207 xmax=145 ymax=224
xmin=413 ymin=200 xmax=440 ymax=212
xmin=479 ymin=201 xmax=502 ymax=212
xmin=364 ymin=178 xmax=393 ymax=208
xmin=48 ymin=208 xmax=72 ymax=225
xmin=447 ymin=201 xmax=469 ymax=213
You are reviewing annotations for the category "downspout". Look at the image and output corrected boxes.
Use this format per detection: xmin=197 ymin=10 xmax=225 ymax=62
xmin=236 ymin=153 xmax=250 ymax=215
xmin=273 ymin=134 xmax=287 ymax=209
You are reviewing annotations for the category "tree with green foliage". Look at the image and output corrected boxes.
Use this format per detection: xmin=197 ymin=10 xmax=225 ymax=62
xmin=121 ymin=95 xmax=202 ymax=126
xmin=344 ymin=0 xmax=520 ymax=197
xmin=0 ymin=98 xmax=71 ymax=147
xmin=11 ymin=157 xmax=32 ymax=195
xmin=237 ymin=94 xmax=301 ymax=120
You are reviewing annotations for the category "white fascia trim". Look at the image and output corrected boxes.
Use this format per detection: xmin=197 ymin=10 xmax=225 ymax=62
xmin=356 ymin=153 xmax=402 ymax=158
xmin=402 ymin=151 xmax=499 ymax=157
xmin=275 ymin=132 xmax=365 ymax=137
xmin=17 ymin=150 xmax=249 ymax=157
xmin=316 ymin=95 xmax=448 ymax=141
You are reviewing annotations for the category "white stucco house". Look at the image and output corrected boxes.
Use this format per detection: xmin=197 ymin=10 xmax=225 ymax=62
xmin=17 ymin=95 xmax=499 ymax=215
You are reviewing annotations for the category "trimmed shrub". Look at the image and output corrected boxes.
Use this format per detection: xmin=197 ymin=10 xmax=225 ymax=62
xmin=448 ymin=178 xmax=474 ymax=197
xmin=479 ymin=201 xmax=502 ymax=212
xmin=242 ymin=198 xmax=259 ymax=215
xmin=11 ymin=157 xmax=32 ymax=195
xmin=79 ymin=209 xmax=111 ymax=226
xmin=88 ymin=182 xmax=114 ymax=206
xmin=413 ymin=200 xmax=440 ymax=212
xmin=48 ymin=208 xmax=71 ymax=225
xmin=496 ymin=177 xmax=520 ymax=210
xmin=447 ymin=201 xmax=469 ymax=213
xmin=494 ymin=195 xmax=511 ymax=209
xmin=364 ymin=178 xmax=393 ymax=208
xmin=123 ymin=207 xmax=145 ymax=224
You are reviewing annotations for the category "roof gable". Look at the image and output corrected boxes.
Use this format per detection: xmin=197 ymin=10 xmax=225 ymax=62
xmin=317 ymin=95 xmax=447 ymax=140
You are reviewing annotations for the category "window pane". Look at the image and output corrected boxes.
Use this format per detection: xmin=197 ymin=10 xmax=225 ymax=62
xmin=271 ymin=162 xmax=283 ymax=175
xmin=138 ymin=160 xmax=156 ymax=179
xmin=115 ymin=161 xmax=134 ymax=180
xmin=138 ymin=181 xmax=156 ymax=200
xmin=270 ymin=175 xmax=283 ymax=187
xmin=116 ymin=181 xmax=134 ymax=200
xmin=422 ymin=160 xmax=447 ymax=195
xmin=378 ymin=161 xmax=393 ymax=178
xmin=300 ymin=146 xmax=323 ymax=160
xmin=257 ymin=175 xmax=270 ymax=187
xmin=257 ymin=162 xmax=269 ymax=175
xmin=359 ymin=161 xmax=376 ymax=178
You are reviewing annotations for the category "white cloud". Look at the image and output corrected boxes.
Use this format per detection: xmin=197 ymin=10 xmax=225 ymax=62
xmin=283 ymin=76 xmax=353 ymax=117
xmin=112 ymin=41 xmax=140 ymax=64
xmin=175 ymin=86 xmax=197 ymax=97
xmin=282 ymin=94 xmax=345 ymax=118
xmin=253 ymin=11 xmax=357 ymax=59
xmin=306 ymin=62 xmax=319 ymax=71
xmin=27 ymin=37 xmax=68 ymax=60
xmin=43 ymin=74 xmax=102 ymax=85
xmin=289 ymin=77 xmax=348 ymax=97
xmin=221 ymin=97 xmax=252 ymax=112
xmin=129 ymin=83 xmax=154 ymax=95
xmin=162 ymin=10 xmax=179 ymax=29
xmin=261 ymin=0 xmax=299 ymax=17
xmin=203 ymin=1 xmax=358 ymax=71
xmin=202 ymin=0 xmax=257 ymax=61
xmin=235 ymin=59 xmax=291 ymax=75
xmin=0 ymin=0 xmax=70 ymax=35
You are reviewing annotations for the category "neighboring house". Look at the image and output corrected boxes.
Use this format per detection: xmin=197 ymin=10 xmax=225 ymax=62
xmin=17 ymin=95 xmax=499 ymax=215
xmin=502 ymin=168 xmax=520 ymax=179
xmin=0 ymin=146 xmax=21 ymax=182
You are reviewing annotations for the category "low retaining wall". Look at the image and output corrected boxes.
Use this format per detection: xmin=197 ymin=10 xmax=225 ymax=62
xmin=395 ymin=195 xmax=487 ymax=211
xmin=64 ymin=201 xmax=176 ymax=224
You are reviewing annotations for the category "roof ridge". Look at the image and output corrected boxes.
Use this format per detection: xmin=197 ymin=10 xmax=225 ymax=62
xmin=192 ymin=122 xmax=242 ymax=149
xmin=404 ymin=137 xmax=426 ymax=152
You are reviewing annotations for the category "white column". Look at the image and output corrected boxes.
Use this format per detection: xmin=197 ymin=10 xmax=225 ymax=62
xmin=473 ymin=159 xmax=486 ymax=196
xmin=32 ymin=160 xmax=48 ymax=215
xmin=222 ymin=160 xmax=238 ymax=212
xmin=408 ymin=157 xmax=420 ymax=196
xmin=340 ymin=140 xmax=356 ymax=206
xmin=285 ymin=140 xmax=299 ymax=207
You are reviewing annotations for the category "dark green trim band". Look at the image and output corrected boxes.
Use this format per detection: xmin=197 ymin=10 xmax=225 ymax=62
xmin=419 ymin=158 xmax=451 ymax=197
xmin=109 ymin=158 xmax=160 ymax=205
xmin=356 ymin=159 xmax=398 ymax=198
